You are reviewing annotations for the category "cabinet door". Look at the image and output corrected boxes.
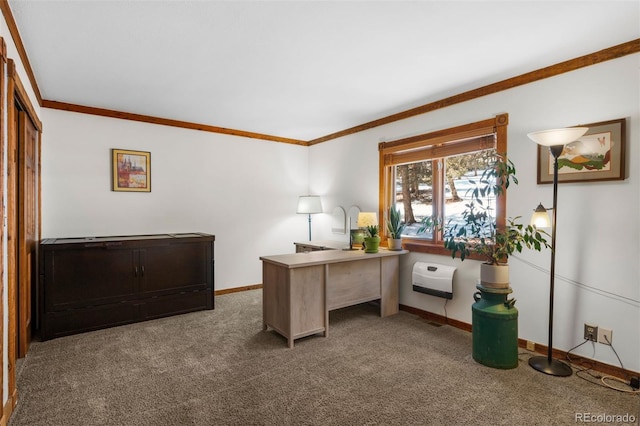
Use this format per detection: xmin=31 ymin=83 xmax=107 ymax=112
xmin=139 ymin=242 xmax=211 ymax=294
xmin=44 ymin=247 xmax=137 ymax=311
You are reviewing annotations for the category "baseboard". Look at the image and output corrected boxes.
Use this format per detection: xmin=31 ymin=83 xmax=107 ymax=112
xmin=399 ymin=304 xmax=639 ymax=380
xmin=400 ymin=304 xmax=471 ymax=332
xmin=215 ymin=284 xmax=262 ymax=296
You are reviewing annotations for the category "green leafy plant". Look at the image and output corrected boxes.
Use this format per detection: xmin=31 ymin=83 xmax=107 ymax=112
xmin=386 ymin=206 xmax=405 ymax=239
xmin=365 ymin=225 xmax=379 ymax=238
xmin=423 ymin=154 xmax=551 ymax=264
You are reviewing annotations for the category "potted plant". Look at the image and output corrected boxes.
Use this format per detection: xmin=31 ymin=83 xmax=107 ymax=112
xmin=386 ymin=206 xmax=405 ymax=251
xmin=363 ymin=224 xmax=381 ymax=253
xmin=426 ymin=154 xmax=550 ymax=288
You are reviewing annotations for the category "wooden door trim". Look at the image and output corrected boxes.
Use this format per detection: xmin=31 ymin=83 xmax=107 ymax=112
xmin=17 ymin=111 xmax=36 ymax=358
xmin=7 ymin=62 xmax=41 ymax=131
xmin=0 ymin=36 xmax=6 ymax=424
xmin=6 ymin=58 xmax=17 ymax=413
xmin=6 ymin=58 xmax=42 ymax=413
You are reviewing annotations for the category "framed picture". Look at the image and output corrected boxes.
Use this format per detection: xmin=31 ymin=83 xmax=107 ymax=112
xmin=111 ymin=149 xmax=151 ymax=192
xmin=537 ymin=118 xmax=626 ymax=184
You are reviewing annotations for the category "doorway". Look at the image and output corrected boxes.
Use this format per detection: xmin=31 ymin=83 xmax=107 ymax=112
xmin=16 ymin=108 xmax=39 ymax=357
xmin=6 ymin=60 xmax=42 ymax=407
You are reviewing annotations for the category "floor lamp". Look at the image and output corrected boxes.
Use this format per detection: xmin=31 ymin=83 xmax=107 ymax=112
xmin=296 ymin=195 xmax=323 ymax=241
xmin=527 ymin=127 xmax=588 ymax=377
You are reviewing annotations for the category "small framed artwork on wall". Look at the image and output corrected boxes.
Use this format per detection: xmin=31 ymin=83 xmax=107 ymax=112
xmin=111 ymin=148 xmax=151 ymax=192
xmin=537 ymin=118 xmax=626 ymax=184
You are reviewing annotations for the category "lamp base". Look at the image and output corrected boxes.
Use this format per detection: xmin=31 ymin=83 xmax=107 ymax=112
xmin=528 ymin=356 xmax=572 ymax=377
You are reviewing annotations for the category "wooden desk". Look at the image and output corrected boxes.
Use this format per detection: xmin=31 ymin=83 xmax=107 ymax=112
xmin=260 ymin=248 xmax=408 ymax=347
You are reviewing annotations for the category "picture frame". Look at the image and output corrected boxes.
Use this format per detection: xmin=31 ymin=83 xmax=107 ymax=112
xmin=111 ymin=149 xmax=151 ymax=192
xmin=537 ymin=118 xmax=626 ymax=184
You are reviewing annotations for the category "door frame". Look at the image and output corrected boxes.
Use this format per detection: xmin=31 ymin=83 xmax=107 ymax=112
xmin=6 ymin=58 xmax=42 ymax=411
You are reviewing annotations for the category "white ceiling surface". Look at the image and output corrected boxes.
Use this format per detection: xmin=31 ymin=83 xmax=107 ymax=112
xmin=8 ymin=1 xmax=640 ymax=141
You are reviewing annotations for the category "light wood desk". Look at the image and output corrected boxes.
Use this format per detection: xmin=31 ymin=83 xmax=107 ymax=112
xmin=260 ymin=248 xmax=408 ymax=347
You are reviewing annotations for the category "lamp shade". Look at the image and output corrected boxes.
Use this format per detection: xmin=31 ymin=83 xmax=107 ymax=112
xmin=527 ymin=127 xmax=589 ymax=146
xmin=530 ymin=203 xmax=551 ymax=228
xmin=357 ymin=212 xmax=378 ymax=228
xmin=296 ymin=195 xmax=323 ymax=214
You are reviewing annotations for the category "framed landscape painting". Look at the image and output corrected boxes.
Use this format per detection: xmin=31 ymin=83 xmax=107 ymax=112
xmin=111 ymin=149 xmax=151 ymax=192
xmin=537 ymin=118 xmax=626 ymax=184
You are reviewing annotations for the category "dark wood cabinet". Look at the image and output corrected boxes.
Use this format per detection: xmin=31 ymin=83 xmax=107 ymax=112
xmin=39 ymin=233 xmax=214 ymax=340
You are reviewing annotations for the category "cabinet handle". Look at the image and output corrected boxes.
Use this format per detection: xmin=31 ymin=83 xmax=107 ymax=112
xmin=135 ymin=266 xmax=138 ymax=277
xmin=141 ymin=266 xmax=145 ymax=276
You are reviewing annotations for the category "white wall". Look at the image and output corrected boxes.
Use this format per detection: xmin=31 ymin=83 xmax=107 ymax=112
xmin=41 ymin=110 xmax=311 ymax=289
xmin=309 ymin=54 xmax=640 ymax=373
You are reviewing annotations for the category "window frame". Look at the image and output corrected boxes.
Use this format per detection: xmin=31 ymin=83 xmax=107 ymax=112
xmin=378 ymin=114 xmax=508 ymax=255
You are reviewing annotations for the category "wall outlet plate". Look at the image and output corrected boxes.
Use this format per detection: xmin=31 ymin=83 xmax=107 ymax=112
xmin=598 ymin=328 xmax=613 ymax=345
xmin=584 ymin=323 xmax=598 ymax=342
xmin=526 ymin=340 xmax=535 ymax=351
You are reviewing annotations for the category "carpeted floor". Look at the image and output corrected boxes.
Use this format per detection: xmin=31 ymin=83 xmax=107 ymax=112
xmin=9 ymin=289 xmax=639 ymax=425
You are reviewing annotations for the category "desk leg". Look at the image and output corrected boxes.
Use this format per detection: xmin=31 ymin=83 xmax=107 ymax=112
xmin=380 ymin=256 xmax=400 ymax=317
xmin=323 ymin=264 xmax=329 ymax=337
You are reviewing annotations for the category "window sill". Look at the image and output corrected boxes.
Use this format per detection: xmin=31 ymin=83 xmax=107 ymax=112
xmin=403 ymin=241 xmax=452 ymax=256
xmin=402 ymin=240 xmax=486 ymax=261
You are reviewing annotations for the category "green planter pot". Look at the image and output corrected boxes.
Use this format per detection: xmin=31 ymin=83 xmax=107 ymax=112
xmin=363 ymin=236 xmax=381 ymax=253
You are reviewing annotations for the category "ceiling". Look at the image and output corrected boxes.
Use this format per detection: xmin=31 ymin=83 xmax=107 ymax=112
xmin=8 ymin=1 xmax=640 ymax=142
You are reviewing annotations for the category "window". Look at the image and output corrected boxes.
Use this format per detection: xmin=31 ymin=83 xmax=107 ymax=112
xmin=379 ymin=115 xmax=508 ymax=255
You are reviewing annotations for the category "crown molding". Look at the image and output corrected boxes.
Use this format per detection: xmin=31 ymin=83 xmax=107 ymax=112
xmin=308 ymin=38 xmax=640 ymax=145
xmin=42 ymin=100 xmax=307 ymax=146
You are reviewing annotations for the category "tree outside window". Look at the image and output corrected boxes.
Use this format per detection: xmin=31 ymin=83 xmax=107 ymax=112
xmin=379 ymin=115 xmax=508 ymax=255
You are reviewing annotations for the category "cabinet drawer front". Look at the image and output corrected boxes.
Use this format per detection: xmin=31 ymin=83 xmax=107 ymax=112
xmin=140 ymin=290 xmax=211 ymax=320
xmin=45 ymin=248 xmax=137 ymax=310
xmin=43 ymin=303 xmax=136 ymax=340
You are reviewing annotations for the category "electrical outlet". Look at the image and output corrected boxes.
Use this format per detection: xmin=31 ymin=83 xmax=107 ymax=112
xmin=526 ymin=340 xmax=535 ymax=351
xmin=598 ymin=328 xmax=613 ymax=345
xmin=584 ymin=323 xmax=598 ymax=342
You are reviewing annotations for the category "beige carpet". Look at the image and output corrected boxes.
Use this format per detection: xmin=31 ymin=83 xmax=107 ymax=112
xmin=9 ymin=290 xmax=639 ymax=425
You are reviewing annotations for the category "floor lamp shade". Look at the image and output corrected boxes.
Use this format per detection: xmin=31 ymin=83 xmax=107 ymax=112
xmin=296 ymin=196 xmax=323 ymax=215
xmin=526 ymin=126 xmax=588 ymax=377
xmin=297 ymin=196 xmax=323 ymax=241
xmin=527 ymin=127 xmax=588 ymax=146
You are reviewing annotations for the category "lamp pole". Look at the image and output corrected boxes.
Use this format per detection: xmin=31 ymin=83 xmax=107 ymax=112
xmin=296 ymin=195 xmax=322 ymax=242
xmin=528 ymin=144 xmax=572 ymax=377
